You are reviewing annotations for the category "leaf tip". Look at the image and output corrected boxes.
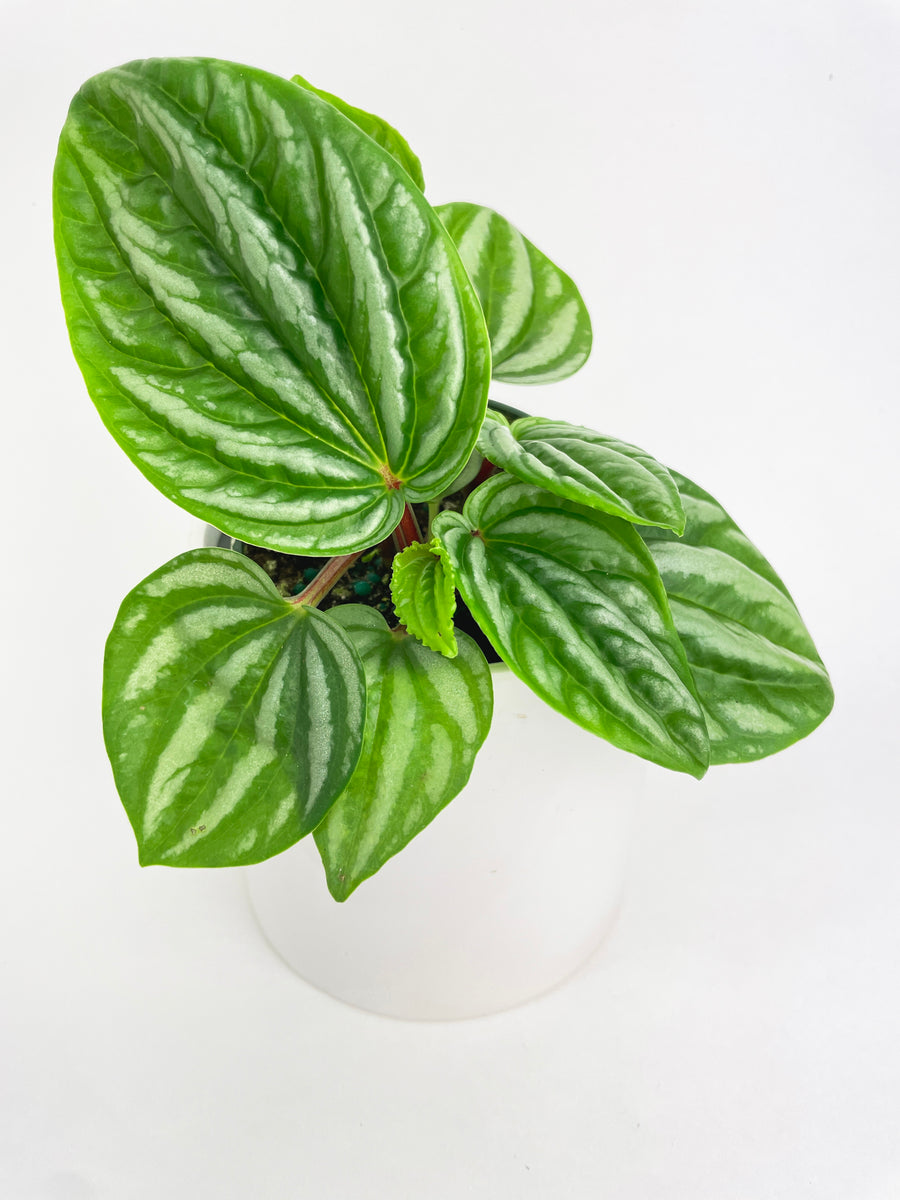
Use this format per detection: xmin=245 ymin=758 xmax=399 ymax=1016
xmin=137 ymin=844 xmax=157 ymax=868
xmin=326 ymin=871 xmax=356 ymax=903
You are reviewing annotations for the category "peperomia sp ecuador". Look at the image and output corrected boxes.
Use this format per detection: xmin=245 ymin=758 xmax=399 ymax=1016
xmin=54 ymin=57 xmax=833 ymax=899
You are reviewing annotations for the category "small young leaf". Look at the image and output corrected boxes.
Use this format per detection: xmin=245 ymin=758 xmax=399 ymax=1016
xmin=478 ymin=410 xmax=685 ymax=531
xmin=640 ymin=473 xmax=834 ymax=763
xmin=390 ymin=538 xmax=458 ymax=657
xmin=314 ymin=607 xmax=493 ymax=900
xmin=290 ymin=73 xmax=425 ymax=190
xmin=103 ymin=548 xmax=367 ymax=867
xmin=54 ymin=58 xmax=489 ymax=555
xmin=434 ymin=475 xmax=709 ymax=777
xmin=436 ymin=201 xmax=592 ymax=383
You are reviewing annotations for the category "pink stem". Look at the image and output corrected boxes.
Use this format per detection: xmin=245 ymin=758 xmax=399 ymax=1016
xmin=393 ymin=503 xmax=423 ymax=552
xmin=290 ymin=552 xmax=362 ymax=608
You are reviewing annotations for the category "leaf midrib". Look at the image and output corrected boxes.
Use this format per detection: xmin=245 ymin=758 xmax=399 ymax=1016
xmin=689 ymin=661 xmax=830 ymax=692
xmin=64 ymin=151 xmax=377 ymax=480
xmin=76 ymin=77 xmax=387 ymax=471
xmin=126 ymin=69 xmax=388 ymax=458
xmin=470 ymin=541 xmax=693 ymax=760
xmin=519 ymin=429 xmax=676 ymax=498
xmin=666 ymin=590 xmax=825 ymax=671
xmin=71 ymin=324 xmax=389 ymax=506
xmin=510 ymin=441 xmax=675 ymax=523
xmin=150 ymin=621 xmax=299 ymax=856
xmin=304 ymin=118 xmax=405 ymax=465
xmin=121 ymin=601 xmax=298 ymax=818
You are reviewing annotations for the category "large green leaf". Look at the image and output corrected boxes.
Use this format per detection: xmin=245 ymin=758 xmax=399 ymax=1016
xmin=436 ymin=201 xmax=592 ymax=383
xmin=314 ymin=607 xmax=493 ymax=900
xmin=54 ymin=58 xmax=489 ymax=554
xmin=434 ymin=475 xmax=709 ymax=777
xmin=103 ymin=548 xmax=366 ymax=866
xmin=478 ymin=409 xmax=685 ymax=531
xmin=390 ymin=538 xmax=458 ymax=657
xmin=640 ymin=473 xmax=834 ymax=763
xmin=290 ymin=74 xmax=425 ymax=190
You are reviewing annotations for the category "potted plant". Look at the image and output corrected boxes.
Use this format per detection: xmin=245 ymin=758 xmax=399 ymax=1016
xmin=54 ymin=57 xmax=832 ymax=1013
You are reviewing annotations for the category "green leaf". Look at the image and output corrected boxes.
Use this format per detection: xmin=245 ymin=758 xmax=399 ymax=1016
xmin=103 ymin=547 xmax=366 ymax=866
xmin=436 ymin=201 xmax=592 ymax=383
xmin=390 ymin=538 xmax=458 ymax=657
xmin=433 ymin=445 xmax=485 ymax=502
xmin=54 ymin=58 xmax=489 ymax=555
xmin=290 ymin=73 xmax=425 ymax=190
xmin=314 ymin=607 xmax=493 ymax=900
xmin=640 ymin=473 xmax=834 ymax=763
xmin=434 ymin=475 xmax=709 ymax=777
xmin=478 ymin=410 xmax=685 ymax=531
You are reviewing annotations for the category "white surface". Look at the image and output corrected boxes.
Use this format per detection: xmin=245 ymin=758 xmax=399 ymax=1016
xmin=2 ymin=0 xmax=899 ymax=1196
xmin=248 ymin=668 xmax=640 ymax=1020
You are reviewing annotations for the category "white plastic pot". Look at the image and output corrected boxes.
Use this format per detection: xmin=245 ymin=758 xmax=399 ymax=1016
xmin=247 ymin=665 xmax=645 ymax=1021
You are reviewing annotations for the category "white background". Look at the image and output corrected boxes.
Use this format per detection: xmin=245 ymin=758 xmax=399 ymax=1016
xmin=2 ymin=0 xmax=899 ymax=1196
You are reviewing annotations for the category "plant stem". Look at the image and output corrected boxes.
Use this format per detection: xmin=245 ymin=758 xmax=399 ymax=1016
xmin=426 ymin=500 xmax=441 ymax=536
xmin=471 ymin=457 xmax=498 ymax=488
xmin=393 ymin=503 xmax=423 ymax=552
xmin=290 ymin=552 xmax=362 ymax=608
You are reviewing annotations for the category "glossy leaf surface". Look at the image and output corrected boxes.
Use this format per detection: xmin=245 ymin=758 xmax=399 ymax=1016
xmin=54 ymin=58 xmax=489 ymax=554
xmin=478 ymin=410 xmax=685 ymax=531
xmin=436 ymin=201 xmax=592 ymax=383
xmin=314 ymin=607 xmax=493 ymax=900
xmin=434 ymin=476 xmax=709 ymax=777
xmin=641 ymin=473 xmax=834 ymax=763
xmin=290 ymin=73 xmax=425 ymax=190
xmin=390 ymin=538 xmax=458 ymax=657
xmin=103 ymin=548 xmax=366 ymax=866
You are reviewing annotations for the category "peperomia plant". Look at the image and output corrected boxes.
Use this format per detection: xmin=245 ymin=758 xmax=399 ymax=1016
xmin=54 ymin=57 xmax=833 ymax=900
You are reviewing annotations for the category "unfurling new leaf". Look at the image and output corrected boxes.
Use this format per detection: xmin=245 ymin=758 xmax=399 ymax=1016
xmin=390 ymin=538 xmax=458 ymax=657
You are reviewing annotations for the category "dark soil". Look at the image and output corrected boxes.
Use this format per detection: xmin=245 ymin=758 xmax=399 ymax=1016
xmin=244 ymin=541 xmax=398 ymax=622
xmin=235 ymin=484 xmax=502 ymax=663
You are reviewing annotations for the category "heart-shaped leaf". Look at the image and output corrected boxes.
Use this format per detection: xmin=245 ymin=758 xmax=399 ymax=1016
xmin=54 ymin=58 xmax=489 ymax=555
xmin=390 ymin=538 xmax=458 ymax=657
xmin=103 ymin=547 xmax=366 ymax=866
xmin=314 ymin=607 xmax=493 ymax=900
xmin=290 ymin=73 xmax=425 ymax=190
xmin=434 ymin=475 xmax=709 ymax=777
xmin=640 ymin=473 xmax=834 ymax=763
xmin=478 ymin=409 xmax=685 ymax=531
xmin=436 ymin=201 xmax=592 ymax=383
